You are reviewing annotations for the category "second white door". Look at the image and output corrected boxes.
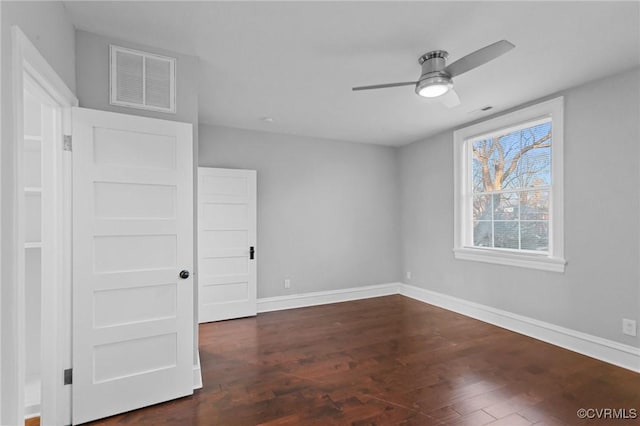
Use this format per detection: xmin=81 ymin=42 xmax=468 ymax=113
xmin=198 ymin=167 xmax=257 ymax=322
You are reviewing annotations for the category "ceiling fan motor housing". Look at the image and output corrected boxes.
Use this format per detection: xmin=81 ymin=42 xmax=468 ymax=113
xmin=418 ymin=50 xmax=450 ymax=79
xmin=416 ymin=50 xmax=453 ymax=97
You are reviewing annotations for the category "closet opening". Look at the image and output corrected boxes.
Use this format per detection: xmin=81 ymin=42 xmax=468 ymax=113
xmin=20 ymin=68 xmax=72 ymax=425
xmin=22 ymin=73 xmax=57 ymax=424
xmin=12 ymin=26 xmax=77 ymax=426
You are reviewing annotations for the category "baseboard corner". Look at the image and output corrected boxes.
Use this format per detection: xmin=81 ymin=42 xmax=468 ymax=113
xmin=255 ymin=281 xmax=639 ymax=373
xmin=398 ymin=283 xmax=640 ymax=373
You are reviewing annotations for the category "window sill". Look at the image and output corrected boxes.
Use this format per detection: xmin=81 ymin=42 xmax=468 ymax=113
xmin=453 ymin=247 xmax=566 ymax=273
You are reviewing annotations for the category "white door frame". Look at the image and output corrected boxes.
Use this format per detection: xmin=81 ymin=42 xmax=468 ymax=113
xmin=10 ymin=26 xmax=78 ymax=425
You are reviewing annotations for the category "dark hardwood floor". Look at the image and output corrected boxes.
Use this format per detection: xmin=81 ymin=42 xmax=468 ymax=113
xmin=90 ymin=295 xmax=640 ymax=425
xmin=25 ymin=417 xmax=40 ymax=426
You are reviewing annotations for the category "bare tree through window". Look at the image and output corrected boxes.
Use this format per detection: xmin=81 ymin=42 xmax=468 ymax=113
xmin=470 ymin=121 xmax=551 ymax=251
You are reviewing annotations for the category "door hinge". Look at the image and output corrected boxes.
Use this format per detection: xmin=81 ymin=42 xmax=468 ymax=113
xmin=64 ymin=368 xmax=72 ymax=385
xmin=63 ymin=135 xmax=72 ymax=151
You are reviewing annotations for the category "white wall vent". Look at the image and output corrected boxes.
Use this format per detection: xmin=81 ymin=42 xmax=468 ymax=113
xmin=110 ymin=45 xmax=176 ymax=113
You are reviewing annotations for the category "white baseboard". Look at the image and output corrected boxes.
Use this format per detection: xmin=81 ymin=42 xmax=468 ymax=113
xmin=24 ymin=375 xmax=41 ymax=419
xmin=193 ymin=351 xmax=203 ymax=390
xmin=255 ymin=282 xmax=639 ymax=373
xmin=24 ymin=405 xmax=40 ymax=420
xmin=257 ymin=282 xmax=401 ymax=313
xmin=254 ymin=282 xmax=639 ymax=372
xmin=398 ymin=283 xmax=640 ymax=373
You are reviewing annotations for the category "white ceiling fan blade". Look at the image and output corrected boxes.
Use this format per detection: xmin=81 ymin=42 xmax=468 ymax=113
xmin=352 ymin=81 xmax=417 ymax=91
xmin=444 ymin=40 xmax=515 ymax=77
xmin=439 ymin=88 xmax=461 ymax=108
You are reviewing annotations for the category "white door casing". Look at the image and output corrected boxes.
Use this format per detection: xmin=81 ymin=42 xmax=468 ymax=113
xmin=198 ymin=168 xmax=257 ymax=323
xmin=10 ymin=26 xmax=78 ymax=426
xmin=72 ymin=107 xmax=193 ymax=424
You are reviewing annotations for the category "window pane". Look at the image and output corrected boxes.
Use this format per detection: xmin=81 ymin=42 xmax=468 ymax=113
xmin=517 ymin=145 xmax=551 ymax=189
xmin=493 ymin=192 xmax=519 ymax=220
xmin=500 ymin=122 xmax=551 ymax=190
xmin=473 ymin=221 xmax=492 ymax=247
xmin=471 ymin=139 xmax=495 ymax=193
xmin=471 ymin=121 xmax=551 ymax=193
xmin=473 ymin=194 xmax=492 ymax=221
xmin=472 ymin=157 xmax=486 ymax=193
xmin=494 ymin=221 xmax=519 ymax=249
xmin=520 ymin=190 xmax=549 ymax=220
xmin=521 ymin=221 xmax=549 ymax=251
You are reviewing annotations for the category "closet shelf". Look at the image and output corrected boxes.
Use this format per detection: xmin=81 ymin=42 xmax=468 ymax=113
xmin=24 ymin=135 xmax=42 ymax=141
xmin=25 ymin=242 xmax=42 ymax=249
xmin=24 ymin=187 xmax=42 ymax=193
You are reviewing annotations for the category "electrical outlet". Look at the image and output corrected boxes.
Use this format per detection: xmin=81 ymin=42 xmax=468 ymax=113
xmin=406 ymin=271 xmax=412 ymax=280
xmin=622 ymin=319 xmax=637 ymax=336
xmin=284 ymin=279 xmax=291 ymax=289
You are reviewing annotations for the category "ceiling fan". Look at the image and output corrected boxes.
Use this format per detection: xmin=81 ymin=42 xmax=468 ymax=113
xmin=352 ymin=40 xmax=515 ymax=108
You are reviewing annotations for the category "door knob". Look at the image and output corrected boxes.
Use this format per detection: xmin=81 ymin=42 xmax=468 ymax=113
xmin=179 ymin=270 xmax=190 ymax=279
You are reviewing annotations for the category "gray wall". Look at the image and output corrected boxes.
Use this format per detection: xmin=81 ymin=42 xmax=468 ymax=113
xmin=399 ymin=67 xmax=640 ymax=347
xmin=1 ymin=2 xmax=77 ymax=424
xmin=199 ymin=125 xmax=402 ymax=298
xmin=75 ymin=29 xmax=202 ymax=365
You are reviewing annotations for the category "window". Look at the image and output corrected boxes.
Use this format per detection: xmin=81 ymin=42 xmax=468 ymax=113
xmin=454 ymin=97 xmax=565 ymax=272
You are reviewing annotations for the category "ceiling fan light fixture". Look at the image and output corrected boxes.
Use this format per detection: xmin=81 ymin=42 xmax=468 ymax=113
xmin=416 ymin=76 xmax=452 ymax=98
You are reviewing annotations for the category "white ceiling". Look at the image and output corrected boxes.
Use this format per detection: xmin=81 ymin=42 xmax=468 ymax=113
xmin=63 ymin=1 xmax=640 ymax=146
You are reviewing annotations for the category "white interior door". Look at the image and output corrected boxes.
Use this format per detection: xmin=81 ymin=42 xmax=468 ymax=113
xmin=198 ymin=168 xmax=257 ymax=322
xmin=72 ymin=107 xmax=193 ymax=424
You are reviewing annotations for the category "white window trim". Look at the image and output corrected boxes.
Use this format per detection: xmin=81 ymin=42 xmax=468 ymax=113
xmin=453 ymin=97 xmax=566 ymax=272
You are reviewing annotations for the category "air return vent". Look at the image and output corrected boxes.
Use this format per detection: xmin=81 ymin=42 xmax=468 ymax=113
xmin=110 ymin=45 xmax=176 ymax=113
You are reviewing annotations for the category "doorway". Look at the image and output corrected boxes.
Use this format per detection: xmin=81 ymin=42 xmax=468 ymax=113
xmin=12 ymin=26 xmax=78 ymax=426
xmin=22 ymin=72 xmax=59 ymax=423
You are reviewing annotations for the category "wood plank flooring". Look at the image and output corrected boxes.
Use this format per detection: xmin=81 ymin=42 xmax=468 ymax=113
xmin=89 ymin=295 xmax=640 ymax=425
xmin=25 ymin=417 xmax=40 ymax=426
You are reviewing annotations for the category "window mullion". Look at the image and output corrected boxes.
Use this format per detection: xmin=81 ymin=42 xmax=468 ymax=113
xmin=491 ymin=194 xmax=495 ymax=248
xmin=473 ymin=186 xmax=551 ymax=196
xmin=518 ymin=191 xmax=522 ymax=250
